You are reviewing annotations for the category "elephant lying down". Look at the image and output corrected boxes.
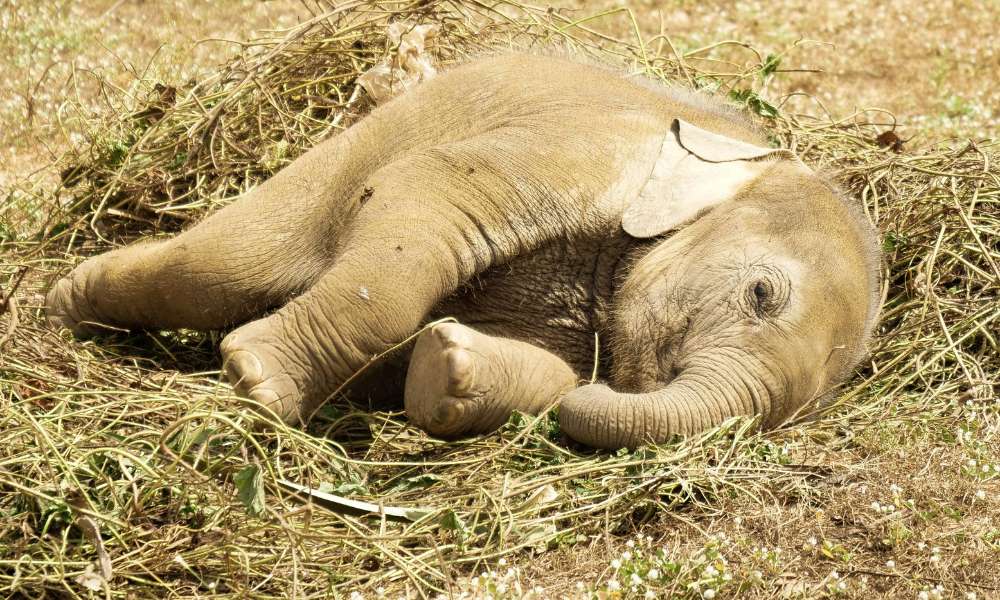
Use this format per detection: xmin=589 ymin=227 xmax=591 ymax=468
xmin=46 ymin=53 xmax=882 ymax=449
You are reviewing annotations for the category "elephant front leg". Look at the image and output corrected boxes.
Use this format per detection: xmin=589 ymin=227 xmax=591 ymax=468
xmin=404 ymin=323 xmax=579 ymax=437
xmin=220 ymin=131 xmax=593 ymax=425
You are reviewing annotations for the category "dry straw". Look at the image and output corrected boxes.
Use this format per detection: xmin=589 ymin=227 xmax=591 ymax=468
xmin=1 ymin=0 xmax=997 ymax=596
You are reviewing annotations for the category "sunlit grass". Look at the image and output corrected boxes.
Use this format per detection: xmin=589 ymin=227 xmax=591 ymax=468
xmin=1 ymin=0 xmax=997 ymax=597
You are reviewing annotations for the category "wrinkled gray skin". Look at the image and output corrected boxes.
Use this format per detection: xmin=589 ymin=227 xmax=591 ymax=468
xmin=46 ymin=53 xmax=882 ymax=449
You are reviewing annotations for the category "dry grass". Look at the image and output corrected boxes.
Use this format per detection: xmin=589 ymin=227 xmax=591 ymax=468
xmin=568 ymin=0 xmax=1000 ymax=143
xmin=0 ymin=0 xmax=302 ymax=187
xmin=1 ymin=1 xmax=998 ymax=598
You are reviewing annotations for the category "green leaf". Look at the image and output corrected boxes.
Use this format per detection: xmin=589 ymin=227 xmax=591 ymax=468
xmin=318 ymin=481 xmax=369 ymax=496
xmin=505 ymin=410 xmax=530 ymax=429
xmin=234 ymin=465 xmax=265 ymax=516
xmin=439 ymin=509 xmax=467 ymax=533
xmin=728 ymin=88 xmax=780 ymax=119
xmin=883 ymin=231 xmax=908 ymax=253
xmin=749 ymin=95 xmax=779 ymax=119
xmin=761 ymin=53 xmax=782 ymax=78
xmin=389 ymin=473 xmax=442 ymax=493
xmin=0 ymin=221 xmax=14 ymax=242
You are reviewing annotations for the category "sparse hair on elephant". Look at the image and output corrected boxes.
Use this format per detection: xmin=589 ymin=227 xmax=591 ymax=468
xmin=45 ymin=52 xmax=882 ymax=449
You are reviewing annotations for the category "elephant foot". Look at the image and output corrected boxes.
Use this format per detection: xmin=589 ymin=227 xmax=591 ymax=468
xmin=46 ymin=275 xmax=92 ymax=336
xmin=221 ymin=317 xmax=316 ymax=424
xmin=45 ymin=259 xmax=115 ymax=337
xmin=404 ymin=323 xmax=579 ymax=437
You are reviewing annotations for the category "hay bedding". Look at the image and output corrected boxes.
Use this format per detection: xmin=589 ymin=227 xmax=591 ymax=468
xmin=1 ymin=0 xmax=997 ymax=596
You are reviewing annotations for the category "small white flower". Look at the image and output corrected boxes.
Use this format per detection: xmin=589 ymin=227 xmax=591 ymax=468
xmin=975 ymin=489 xmax=986 ymax=500
xmin=376 ymin=587 xmax=386 ymax=597
xmin=871 ymin=501 xmax=882 ymax=511
xmin=807 ymin=536 xmax=818 ymax=547
xmin=831 ymin=571 xmax=840 ymax=579
xmin=576 ymin=582 xmax=585 ymax=591
xmin=967 ymin=459 xmax=978 ymax=468
xmin=498 ymin=557 xmax=507 ymax=566
xmin=918 ymin=592 xmax=930 ymax=600
xmin=626 ymin=539 xmax=636 ymax=548
xmin=645 ymin=591 xmax=657 ymax=599
xmin=930 ymin=555 xmax=940 ymax=564
xmin=966 ymin=592 xmax=978 ymax=600
xmin=890 ymin=484 xmax=901 ymax=494
xmin=886 ymin=560 xmax=896 ymax=569
xmin=703 ymin=589 xmax=716 ymax=599
xmin=917 ymin=542 xmax=927 ymax=550
xmin=607 ymin=579 xmax=621 ymax=591
xmin=837 ymin=580 xmax=847 ymax=591
xmin=645 ymin=535 xmax=653 ymax=545
xmin=647 ymin=568 xmax=660 ymax=579
xmin=350 ymin=593 xmax=364 ymax=600
xmin=622 ymin=551 xmax=632 ymax=561
xmin=704 ymin=565 xmax=718 ymax=577
xmin=630 ymin=573 xmax=642 ymax=585
xmin=611 ymin=559 xmax=622 ymax=570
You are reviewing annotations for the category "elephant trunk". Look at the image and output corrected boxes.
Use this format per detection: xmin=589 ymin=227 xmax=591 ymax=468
xmin=558 ymin=357 xmax=770 ymax=449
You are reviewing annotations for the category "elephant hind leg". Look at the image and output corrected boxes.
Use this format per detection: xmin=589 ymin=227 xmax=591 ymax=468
xmin=45 ymin=192 xmax=337 ymax=335
xmin=404 ymin=323 xmax=580 ymax=437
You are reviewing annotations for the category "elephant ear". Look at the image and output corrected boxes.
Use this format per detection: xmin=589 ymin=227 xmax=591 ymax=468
xmin=622 ymin=119 xmax=794 ymax=238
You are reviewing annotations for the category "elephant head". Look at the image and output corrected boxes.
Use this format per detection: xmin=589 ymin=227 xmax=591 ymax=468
xmin=559 ymin=119 xmax=882 ymax=449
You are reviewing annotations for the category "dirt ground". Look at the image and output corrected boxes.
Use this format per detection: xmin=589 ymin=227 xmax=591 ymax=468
xmin=1 ymin=0 xmax=302 ymax=190
xmin=4 ymin=0 xmax=999 ymax=189
xmin=572 ymin=0 xmax=999 ymax=142
xmin=1 ymin=1 xmax=998 ymax=598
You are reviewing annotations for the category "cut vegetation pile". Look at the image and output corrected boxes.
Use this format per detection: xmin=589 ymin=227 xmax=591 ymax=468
xmin=1 ymin=0 xmax=997 ymax=597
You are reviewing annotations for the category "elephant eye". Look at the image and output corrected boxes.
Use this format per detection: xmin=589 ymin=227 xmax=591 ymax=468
xmin=753 ymin=281 xmax=770 ymax=304
xmin=746 ymin=275 xmax=787 ymax=317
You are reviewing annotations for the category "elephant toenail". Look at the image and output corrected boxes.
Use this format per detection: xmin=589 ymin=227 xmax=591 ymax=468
xmin=223 ymin=350 xmax=264 ymax=388
xmin=248 ymin=387 xmax=281 ymax=412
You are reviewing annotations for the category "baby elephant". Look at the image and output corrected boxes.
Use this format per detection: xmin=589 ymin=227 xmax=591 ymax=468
xmin=47 ymin=53 xmax=881 ymax=449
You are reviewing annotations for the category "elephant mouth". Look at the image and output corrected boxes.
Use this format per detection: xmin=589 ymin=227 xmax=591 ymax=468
xmin=609 ymin=343 xmax=683 ymax=394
